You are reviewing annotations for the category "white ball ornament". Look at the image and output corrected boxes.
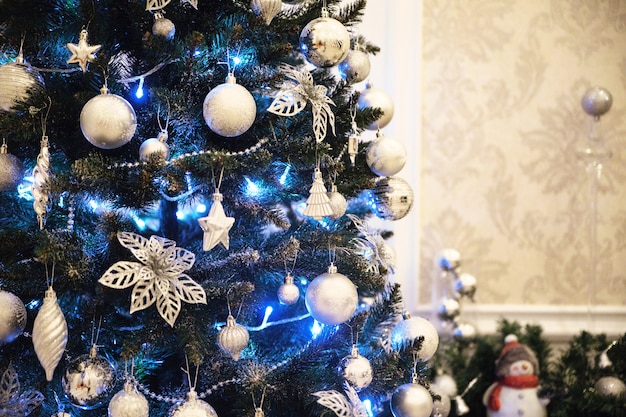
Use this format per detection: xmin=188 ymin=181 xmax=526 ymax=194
xmin=0 ymin=141 xmax=24 ymax=191
xmin=429 ymin=385 xmax=452 ymax=417
xmin=170 ymin=390 xmax=218 ymax=417
xmin=0 ymin=290 xmax=27 ymax=346
xmin=139 ymin=130 xmax=169 ymax=162
xmin=305 ymin=263 xmax=358 ymax=326
xmin=0 ymin=50 xmax=45 ymax=112
xmin=454 ymin=273 xmax=477 ymax=300
xmin=108 ymin=381 xmax=149 ymax=417
xmin=62 ymin=345 xmax=117 ymax=409
xmin=337 ymin=345 xmax=373 ymax=391
xmin=299 ymin=8 xmax=350 ymax=67
xmin=203 ymin=74 xmax=256 ymax=137
xmin=436 ymin=298 xmax=460 ymax=322
xmin=366 ymin=131 xmax=407 ymax=177
xmin=338 ymin=49 xmax=371 ymax=84
xmin=358 ymin=83 xmax=394 ymax=130
xmin=391 ymin=382 xmax=434 ymax=417
xmin=152 ymin=11 xmax=175 ymax=40
xmin=278 ymin=272 xmax=300 ymax=305
xmin=594 ymin=376 xmax=626 ymax=397
xmin=327 ymin=184 xmax=347 ymax=219
xmin=452 ymin=322 xmax=477 ymax=343
xmin=433 ymin=374 xmax=458 ymax=398
xmin=371 ymin=176 xmax=414 ymax=221
xmin=391 ymin=314 xmax=439 ymax=361
xmin=80 ymin=85 xmax=137 ymax=149
xmin=581 ymin=86 xmax=612 ymax=117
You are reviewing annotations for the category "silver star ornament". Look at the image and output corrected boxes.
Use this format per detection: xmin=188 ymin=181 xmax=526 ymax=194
xmin=67 ymin=29 xmax=101 ymax=72
xmin=198 ymin=191 xmax=235 ymax=251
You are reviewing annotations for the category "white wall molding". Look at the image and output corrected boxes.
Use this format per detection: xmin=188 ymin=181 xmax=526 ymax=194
xmin=412 ymin=304 xmax=626 ymax=342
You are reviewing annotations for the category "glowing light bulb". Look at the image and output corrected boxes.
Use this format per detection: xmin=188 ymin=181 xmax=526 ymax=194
xmin=135 ymin=77 xmax=144 ymax=99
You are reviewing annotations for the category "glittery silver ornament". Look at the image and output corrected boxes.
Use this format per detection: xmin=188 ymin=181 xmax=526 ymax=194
xmin=594 ymin=376 xmax=626 ymax=397
xmin=108 ymin=381 xmax=150 ymax=417
xmin=366 ymin=131 xmax=407 ymax=177
xmin=0 ymin=51 xmax=45 ymax=112
xmin=429 ymin=385 xmax=451 ymax=417
xmin=338 ymin=49 xmax=371 ymax=84
xmin=436 ymin=249 xmax=461 ymax=272
xmin=436 ymin=298 xmax=460 ymax=323
xmin=32 ymin=287 xmax=68 ymax=381
xmin=391 ymin=383 xmax=433 ymax=417
xmin=139 ymin=130 xmax=169 ymax=162
xmin=62 ymin=345 xmax=116 ymax=410
xmin=252 ymin=0 xmax=282 ymax=25
xmin=453 ymin=273 xmax=477 ymax=300
xmin=358 ymin=83 xmax=394 ymax=130
xmin=305 ymin=263 xmax=358 ymax=326
xmin=80 ymin=85 xmax=137 ymax=149
xmin=278 ymin=272 xmax=300 ymax=305
xmin=203 ymin=74 xmax=256 ymax=137
xmin=432 ymin=374 xmax=458 ymax=398
xmin=0 ymin=290 xmax=27 ymax=346
xmin=0 ymin=142 xmax=24 ymax=191
xmin=152 ymin=11 xmax=175 ymax=40
xmin=581 ymin=86 xmax=612 ymax=117
xmin=452 ymin=322 xmax=476 ymax=343
xmin=327 ymin=184 xmax=347 ymax=219
xmin=371 ymin=176 xmax=414 ymax=221
xmin=391 ymin=313 xmax=439 ymax=361
xmin=217 ymin=314 xmax=250 ymax=361
xmin=299 ymin=8 xmax=350 ymax=68
xmin=337 ymin=345 xmax=373 ymax=391
xmin=169 ymin=390 xmax=218 ymax=417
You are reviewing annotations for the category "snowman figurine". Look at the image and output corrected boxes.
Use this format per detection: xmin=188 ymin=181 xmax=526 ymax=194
xmin=483 ymin=334 xmax=548 ymax=417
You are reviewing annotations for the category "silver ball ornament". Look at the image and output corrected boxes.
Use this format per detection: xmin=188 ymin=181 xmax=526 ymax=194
xmin=436 ymin=298 xmax=460 ymax=322
xmin=366 ymin=131 xmax=407 ymax=177
xmin=108 ymin=382 xmax=149 ymax=417
xmin=203 ymin=75 xmax=256 ymax=137
xmin=581 ymin=86 xmax=612 ymax=117
xmin=594 ymin=376 xmax=626 ymax=397
xmin=338 ymin=49 xmax=371 ymax=84
xmin=62 ymin=346 xmax=117 ymax=409
xmin=391 ymin=383 xmax=434 ymax=417
xmin=429 ymin=385 xmax=451 ymax=417
xmin=358 ymin=84 xmax=394 ymax=130
xmin=0 ymin=54 xmax=45 ymax=112
xmin=432 ymin=374 xmax=458 ymax=398
xmin=170 ymin=390 xmax=218 ymax=417
xmin=371 ymin=176 xmax=414 ymax=221
xmin=299 ymin=11 xmax=350 ymax=67
xmin=391 ymin=314 xmax=439 ymax=361
xmin=217 ymin=314 xmax=249 ymax=361
xmin=436 ymin=249 xmax=461 ymax=272
xmin=0 ymin=143 xmax=24 ymax=191
xmin=327 ymin=184 xmax=347 ymax=219
xmin=252 ymin=0 xmax=282 ymax=25
xmin=80 ymin=86 xmax=137 ymax=149
xmin=337 ymin=345 xmax=373 ymax=391
xmin=305 ymin=263 xmax=358 ymax=326
xmin=152 ymin=12 xmax=175 ymax=40
xmin=278 ymin=272 xmax=300 ymax=305
xmin=0 ymin=290 xmax=27 ymax=346
xmin=452 ymin=322 xmax=477 ymax=343
xmin=139 ymin=131 xmax=169 ymax=162
xmin=453 ymin=273 xmax=477 ymax=300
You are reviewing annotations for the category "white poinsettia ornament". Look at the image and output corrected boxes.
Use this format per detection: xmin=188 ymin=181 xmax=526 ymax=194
xmin=98 ymin=232 xmax=207 ymax=327
xmin=268 ymin=64 xmax=336 ymax=143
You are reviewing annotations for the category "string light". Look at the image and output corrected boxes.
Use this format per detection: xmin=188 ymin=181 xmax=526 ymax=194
xmin=135 ymin=77 xmax=145 ymax=99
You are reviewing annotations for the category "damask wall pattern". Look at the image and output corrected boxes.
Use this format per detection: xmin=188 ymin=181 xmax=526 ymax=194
xmin=419 ymin=0 xmax=626 ymax=306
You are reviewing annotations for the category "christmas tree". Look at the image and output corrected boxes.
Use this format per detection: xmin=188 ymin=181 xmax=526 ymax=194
xmin=0 ymin=1 xmax=427 ymax=417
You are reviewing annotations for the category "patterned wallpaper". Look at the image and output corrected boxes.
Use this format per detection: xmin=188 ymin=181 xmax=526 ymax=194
xmin=418 ymin=0 xmax=626 ymax=306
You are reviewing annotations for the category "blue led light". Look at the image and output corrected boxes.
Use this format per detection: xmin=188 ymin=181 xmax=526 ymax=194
xmin=131 ymin=214 xmax=146 ymax=231
xmin=311 ymin=320 xmax=323 ymax=338
xmin=244 ymin=176 xmax=261 ymax=197
xmin=232 ymin=56 xmax=242 ymax=66
xmin=88 ymin=199 xmax=99 ymax=210
xmin=196 ymin=203 xmax=207 ymax=213
xmin=135 ymin=78 xmax=144 ymax=99
xmin=279 ymin=164 xmax=291 ymax=186
xmin=176 ymin=210 xmax=184 ymax=220
xmin=362 ymin=399 xmax=374 ymax=417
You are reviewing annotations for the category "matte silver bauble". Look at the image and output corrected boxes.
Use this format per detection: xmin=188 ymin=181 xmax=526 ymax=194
xmin=80 ymin=86 xmax=137 ymax=149
xmin=0 ymin=142 xmax=24 ymax=191
xmin=391 ymin=314 xmax=439 ymax=361
xmin=581 ymin=86 xmax=612 ymax=117
xmin=62 ymin=346 xmax=116 ymax=409
xmin=217 ymin=314 xmax=249 ymax=361
xmin=594 ymin=376 xmax=626 ymax=397
xmin=169 ymin=390 xmax=218 ymax=417
xmin=305 ymin=263 xmax=358 ymax=326
xmin=327 ymin=184 xmax=347 ymax=219
xmin=371 ymin=176 xmax=414 ymax=221
xmin=0 ymin=54 xmax=45 ymax=112
xmin=299 ymin=11 xmax=350 ymax=67
xmin=278 ymin=273 xmax=300 ymax=305
xmin=391 ymin=383 xmax=434 ymax=417
xmin=108 ymin=382 xmax=150 ymax=417
xmin=366 ymin=131 xmax=407 ymax=177
xmin=337 ymin=345 xmax=373 ymax=391
xmin=338 ymin=49 xmax=371 ymax=84
xmin=0 ymin=290 xmax=27 ymax=346
xmin=203 ymin=75 xmax=256 ymax=137
xmin=358 ymin=83 xmax=394 ymax=130
xmin=153 ymin=12 xmax=175 ymax=40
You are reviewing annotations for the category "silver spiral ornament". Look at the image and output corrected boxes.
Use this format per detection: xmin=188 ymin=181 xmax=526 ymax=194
xmin=31 ymin=136 xmax=50 ymax=229
xmin=217 ymin=314 xmax=249 ymax=361
xmin=32 ymin=287 xmax=68 ymax=381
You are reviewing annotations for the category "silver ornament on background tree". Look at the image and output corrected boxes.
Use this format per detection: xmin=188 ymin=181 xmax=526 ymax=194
xmin=305 ymin=262 xmax=358 ymax=326
xmin=366 ymin=130 xmax=407 ymax=177
xmin=217 ymin=314 xmax=250 ymax=361
xmin=277 ymin=272 xmax=300 ymax=305
xmin=337 ymin=344 xmax=373 ymax=391
xmin=452 ymin=322 xmax=477 ymax=343
xmin=170 ymin=389 xmax=218 ymax=417
xmin=358 ymin=82 xmax=394 ymax=130
xmin=391 ymin=313 xmax=439 ymax=361
xmin=152 ymin=11 xmax=176 ymax=40
xmin=139 ymin=129 xmax=170 ymax=162
xmin=391 ymin=378 xmax=434 ymax=417
xmin=436 ymin=249 xmax=461 ymax=272
xmin=108 ymin=379 xmax=150 ymax=417
xmin=80 ymin=85 xmax=137 ymax=149
xmin=594 ymin=376 xmax=626 ymax=397
xmin=429 ymin=385 xmax=452 ymax=417
xmin=299 ymin=7 xmax=350 ymax=67
xmin=436 ymin=297 xmax=460 ymax=323
xmin=581 ymin=86 xmax=612 ymax=118
xmin=338 ymin=48 xmax=371 ymax=84
xmin=203 ymin=73 xmax=256 ymax=137
xmin=62 ymin=345 xmax=116 ymax=410
xmin=0 ymin=47 xmax=45 ymax=112
xmin=252 ymin=0 xmax=282 ymax=25
xmin=0 ymin=140 xmax=24 ymax=191
xmin=0 ymin=289 xmax=27 ymax=346
xmin=454 ymin=273 xmax=477 ymax=300
xmin=327 ymin=183 xmax=347 ymax=219
xmin=32 ymin=286 xmax=68 ymax=381
xmin=371 ymin=176 xmax=414 ymax=221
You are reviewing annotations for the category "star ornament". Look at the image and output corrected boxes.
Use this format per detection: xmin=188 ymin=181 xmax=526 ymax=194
xmin=98 ymin=232 xmax=207 ymax=327
xmin=198 ymin=191 xmax=235 ymax=251
xmin=67 ymin=29 xmax=101 ymax=72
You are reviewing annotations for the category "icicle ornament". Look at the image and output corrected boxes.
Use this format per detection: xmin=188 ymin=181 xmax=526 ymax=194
xmin=32 ymin=135 xmax=50 ymax=229
xmin=32 ymin=286 xmax=68 ymax=381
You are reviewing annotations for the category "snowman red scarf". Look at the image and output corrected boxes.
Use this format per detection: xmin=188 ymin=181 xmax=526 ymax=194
xmin=487 ymin=375 xmax=539 ymax=411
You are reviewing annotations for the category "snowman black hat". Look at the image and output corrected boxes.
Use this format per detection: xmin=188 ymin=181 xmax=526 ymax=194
xmin=494 ymin=334 xmax=539 ymax=378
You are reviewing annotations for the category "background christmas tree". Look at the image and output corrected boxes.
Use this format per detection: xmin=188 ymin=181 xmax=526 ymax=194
xmin=0 ymin=1 xmax=429 ymax=417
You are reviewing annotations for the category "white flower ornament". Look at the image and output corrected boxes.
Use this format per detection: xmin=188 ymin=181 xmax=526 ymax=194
xmin=99 ymin=232 xmax=207 ymax=327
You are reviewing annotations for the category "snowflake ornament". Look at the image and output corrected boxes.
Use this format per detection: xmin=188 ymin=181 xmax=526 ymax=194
xmin=268 ymin=64 xmax=336 ymax=143
xmin=313 ymin=383 xmax=368 ymax=417
xmin=67 ymin=29 xmax=101 ymax=72
xmin=98 ymin=232 xmax=207 ymax=327
xmin=0 ymin=365 xmax=44 ymax=417
xmin=347 ymin=214 xmax=396 ymax=274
